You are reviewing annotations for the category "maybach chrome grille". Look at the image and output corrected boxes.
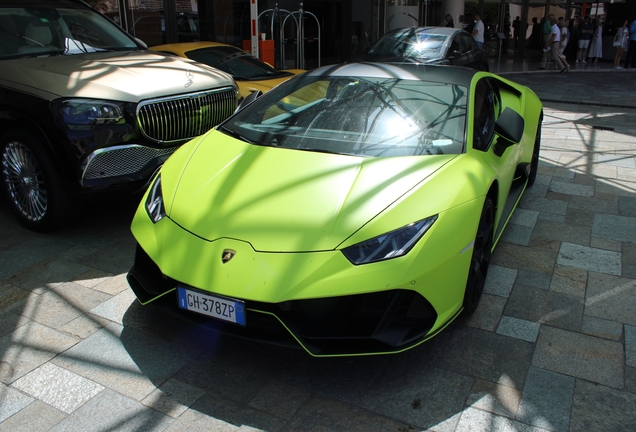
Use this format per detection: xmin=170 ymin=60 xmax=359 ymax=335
xmin=137 ymin=87 xmax=237 ymax=143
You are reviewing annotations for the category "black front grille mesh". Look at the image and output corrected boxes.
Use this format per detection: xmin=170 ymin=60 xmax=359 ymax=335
xmin=84 ymin=145 xmax=177 ymax=180
xmin=137 ymin=87 xmax=237 ymax=143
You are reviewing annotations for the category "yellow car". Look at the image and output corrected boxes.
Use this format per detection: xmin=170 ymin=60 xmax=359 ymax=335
xmin=151 ymin=41 xmax=304 ymax=100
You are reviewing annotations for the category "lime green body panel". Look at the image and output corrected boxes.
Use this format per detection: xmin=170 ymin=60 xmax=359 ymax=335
xmin=166 ymin=131 xmax=457 ymax=251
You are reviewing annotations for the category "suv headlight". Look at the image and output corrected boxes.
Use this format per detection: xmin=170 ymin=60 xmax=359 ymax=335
xmin=145 ymin=174 xmax=166 ymax=223
xmin=53 ymin=98 xmax=125 ymax=125
xmin=342 ymin=215 xmax=438 ymax=265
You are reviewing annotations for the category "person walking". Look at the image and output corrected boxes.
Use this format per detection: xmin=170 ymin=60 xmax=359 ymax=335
xmin=623 ymin=19 xmax=636 ymax=69
xmin=587 ymin=19 xmax=603 ymax=63
xmin=539 ymin=14 xmax=555 ymax=69
xmin=614 ymin=20 xmax=629 ymax=69
xmin=545 ymin=17 xmax=567 ymax=73
xmin=472 ymin=13 xmax=485 ymax=49
xmin=577 ymin=15 xmax=594 ymax=63
xmin=558 ymin=18 xmax=570 ymax=70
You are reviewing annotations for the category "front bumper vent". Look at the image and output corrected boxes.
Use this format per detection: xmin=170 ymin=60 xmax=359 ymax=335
xmin=137 ymin=87 xmax=237 ymax=144
xmin=81 ymin=144 xmax=177 ymax=186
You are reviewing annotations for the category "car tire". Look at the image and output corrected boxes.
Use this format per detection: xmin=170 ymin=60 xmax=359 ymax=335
xmin=527 ymin=114 xmax=542 ymax=186
xmin=0 ymin=127 xmax=80 ymax=231
xmin=462 ymin=196 xmax=494 ymax=315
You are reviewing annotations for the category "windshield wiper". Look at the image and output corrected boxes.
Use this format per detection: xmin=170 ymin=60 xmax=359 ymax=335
xmin=12 ymin=50 xmax=65 ymax=59
xmin=218 ymin=125 xmax=257 ymax=143
xmin=297 ymin=147 xmax=362 ymax=157
xmin=219 ymin=125 xmax=281 ymax=148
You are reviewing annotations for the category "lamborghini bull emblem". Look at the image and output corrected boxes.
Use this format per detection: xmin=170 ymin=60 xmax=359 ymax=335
xmin=222 ymin=249 xmax=236 ymax=264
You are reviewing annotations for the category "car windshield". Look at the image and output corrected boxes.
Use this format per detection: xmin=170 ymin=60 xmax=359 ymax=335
xmin=185 ymin=46 xmax=292 ymax=80
xmin=221 ymin=75 xmax=467 ymax=157
xmin=0 ymin=5 xmax=139 ymax=60
xmin=367 ymin=29 xmax=447 ymax=60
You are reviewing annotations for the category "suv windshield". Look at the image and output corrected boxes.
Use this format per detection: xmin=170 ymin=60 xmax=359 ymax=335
xmin=0 ymin=4 xmax=139 ymax=60
xmin=222 ymin=75 xmax=467 ymax=157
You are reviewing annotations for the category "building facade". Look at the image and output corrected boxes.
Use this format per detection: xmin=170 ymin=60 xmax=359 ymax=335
xmin=91 ymin=0 xmax=636 ymax=68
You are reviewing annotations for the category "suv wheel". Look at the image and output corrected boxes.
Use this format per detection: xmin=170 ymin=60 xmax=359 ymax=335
xmin=1 ymin=128 xmax=80 ymax=231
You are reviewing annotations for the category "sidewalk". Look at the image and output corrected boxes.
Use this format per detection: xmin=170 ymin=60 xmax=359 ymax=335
xmin=1 ymin=67 xmax=635 ymax=431
xmin=490 ymin=50 xmax=636 ymax=75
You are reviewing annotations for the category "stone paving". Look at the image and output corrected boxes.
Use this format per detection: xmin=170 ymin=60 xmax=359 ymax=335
xmin=1 ymin=66 xmax=636 ymax=431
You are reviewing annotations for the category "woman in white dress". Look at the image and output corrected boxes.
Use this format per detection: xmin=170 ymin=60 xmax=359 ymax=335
xmin=614 ymin=20 xmax=629 ymax=69
xmin=587 ymin=19 xmax=603 ymax=62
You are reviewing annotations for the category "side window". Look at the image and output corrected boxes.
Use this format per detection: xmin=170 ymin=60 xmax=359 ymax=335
xmin=449 ymin=35 xmax=461 ymax=56
xmin=460 ymin=34 xmax=473 ymax=53
xmin=473 ymin=79 xmax=497 ymax=151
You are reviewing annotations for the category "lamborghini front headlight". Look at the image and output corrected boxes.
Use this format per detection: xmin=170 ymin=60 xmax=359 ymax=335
xmin=145 ymin=174 xmax=166 ymax=223
xmin=342 ymin=215 xmax=438 ymax=265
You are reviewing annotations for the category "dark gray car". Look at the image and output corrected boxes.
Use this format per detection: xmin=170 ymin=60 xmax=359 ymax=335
xmin=363 ymin=27 xmax=489 ymax=72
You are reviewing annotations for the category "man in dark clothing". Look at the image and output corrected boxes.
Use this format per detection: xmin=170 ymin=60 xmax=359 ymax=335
xmin=577 ymin=15 xmax=594 ymax=63
xmin=512 ymin=16 xmax=521 ymax=50
xmin=530 ymin=17 xmax=542 ymax=49
xmin=624 ymin=19 xmax=636 ymax=68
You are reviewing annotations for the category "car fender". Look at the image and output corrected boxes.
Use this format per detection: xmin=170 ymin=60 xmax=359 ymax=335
xmin=0 ymin=103 xmax=74 ymax=185
xmin=341 ymin=152 xmax=496 ymax=250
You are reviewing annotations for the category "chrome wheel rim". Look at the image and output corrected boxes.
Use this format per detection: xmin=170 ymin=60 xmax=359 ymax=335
xmin=1 ymin=140 xmax=47 ymax=222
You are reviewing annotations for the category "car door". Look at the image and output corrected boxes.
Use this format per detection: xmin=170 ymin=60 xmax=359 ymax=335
xmin=471 ymin=77 xmax=521 ymax=224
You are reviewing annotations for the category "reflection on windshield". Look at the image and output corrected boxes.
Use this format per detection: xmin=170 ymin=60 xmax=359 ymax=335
xmin=367 ymin=29 xmax=447 ymax=60
xmin=222 ymin=75 xmax=467 ymax=157
xmin=0 ymin=6 xmax=138 ymax=60
xmin=186 ymin=46 xmax=291 ymax=80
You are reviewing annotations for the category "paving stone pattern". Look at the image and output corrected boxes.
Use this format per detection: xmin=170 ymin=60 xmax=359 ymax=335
xmin=1 ymin=68 xmax=636 ymax=431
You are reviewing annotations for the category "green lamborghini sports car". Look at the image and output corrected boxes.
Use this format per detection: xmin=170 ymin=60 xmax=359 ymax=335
xmin=127 ymin=63 xmax=543 ymax=357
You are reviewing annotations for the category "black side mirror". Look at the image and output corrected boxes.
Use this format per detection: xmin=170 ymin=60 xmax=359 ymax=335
xmin=493 ymin=107 xmax=524 ymax=156
xmin=235 ymin=90 xmax=263 ymax=113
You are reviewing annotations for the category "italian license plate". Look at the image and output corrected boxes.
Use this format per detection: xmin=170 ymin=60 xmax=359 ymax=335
xmin=177 ymin=287 xmax=246 ymax=326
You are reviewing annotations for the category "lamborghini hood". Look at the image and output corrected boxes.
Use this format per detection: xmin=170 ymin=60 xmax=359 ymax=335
xmin=0 ymin=51 xmax=234 ymax=102
xmin=168 ymin=131 xmax=455 ymax=252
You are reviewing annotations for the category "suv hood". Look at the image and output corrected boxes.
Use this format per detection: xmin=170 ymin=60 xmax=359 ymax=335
xmin=167 ymin=131 xmax=456 ymax=252
xmin=0 ymin=51 xmax=235 ymax=102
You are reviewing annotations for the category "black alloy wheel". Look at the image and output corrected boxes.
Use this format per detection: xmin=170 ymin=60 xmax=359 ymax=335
xmin=462 ymin=196 xmax=494 ymax=314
